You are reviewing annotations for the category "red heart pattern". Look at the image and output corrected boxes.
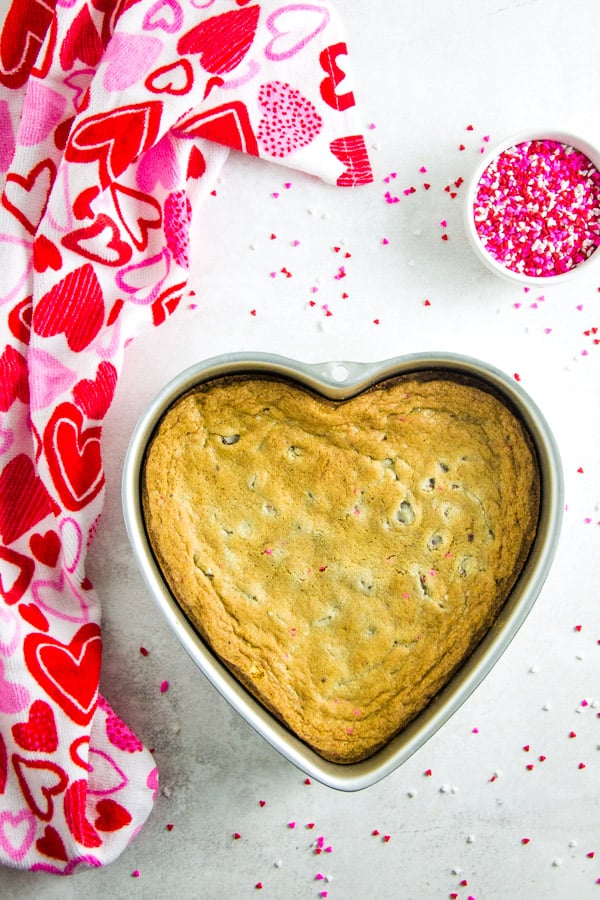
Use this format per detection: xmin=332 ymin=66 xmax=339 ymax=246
xmin=12 ymin=755 xmax=68 ymax=821
xmin=0 ymin=455 xmax=58 ymax=546
xmin=63 ymin=779 xmax=101 ymax=847
xmin=43 ymin=402 xmax=105 ymax=511
xmin=33 ymin=264 xmax=105 ymax=352
xmin=94 ymin=798 xmax=132 ymax=832
xmin=7 ymin=297 xmax=32 ymax=344
xmin=0 ymin=547 xmax=35 ymax=606
xmin=145 ymin=58 xmax=194 ymax=95
xmin=33 ymin=235 xmax=63 ymax=273
xmin=17 ymin=603 xmax=50 ymax=633
xmin=12 ymin=700 xmax=58 ymax=753
xmin=24 ymin=624 xmax=101 ymax=726
xmin=109 ymin=184 xmax=162 ymax=252
xmin=0 ymin=345 xmax=29 ymax=411
xmin=59 ymin=3 xmax=104 ymax=70
xmin=29 ymin=530 xmax=61 ymax=568
xmin=36 ymin=824 xmax=68 ymax=861
xmin=0 ymin=0 xmax=55 ymax=89
xmin=1 ymin=159 xmax=57 ymax=235
xmin=61 ymin=214 xmax=133 ymax=267
xmin=319 ymin=42 xmax=355 ymax=111
xmin=65 ymin=102 xmax=163 ymax=188
xmin=330 ymin=134 xmax=373 ymax=186
xmin=0 ymin=0 xmax=372 ymax=874
xmin=72 ymin=361 xmax=117 ymax=420
xmin=177 ymin=6 xmax=259 ymax=74
xmin=174 ymin=101 xmax=259 ymax=155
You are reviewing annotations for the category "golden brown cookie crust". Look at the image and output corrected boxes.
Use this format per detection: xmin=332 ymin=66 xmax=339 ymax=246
xmin=142 ymin=373 xmax=540 ymax=763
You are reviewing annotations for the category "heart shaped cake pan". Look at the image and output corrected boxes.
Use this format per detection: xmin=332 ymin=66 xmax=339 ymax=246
xmin=122 ymin=352 xmax=563 ymax=791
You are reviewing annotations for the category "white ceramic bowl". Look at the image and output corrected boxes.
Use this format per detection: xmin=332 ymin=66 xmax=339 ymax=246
xmin=464 ymin=129 xmax=600 ymax=286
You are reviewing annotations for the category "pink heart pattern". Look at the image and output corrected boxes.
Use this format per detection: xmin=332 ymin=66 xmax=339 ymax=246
xmin=257 ymin=80 xmax=323 ymax=158
xmin=0 ymin=0 xmax=372 ymax=876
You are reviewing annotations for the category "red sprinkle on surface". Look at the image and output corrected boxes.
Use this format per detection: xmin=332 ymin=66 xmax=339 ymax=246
xmin=233 ymin=832 xmax=242 ymax=840
xmin=259 ymin=800 xmax=266 ymax=807
xmin=579 ymin=762 xmax=587 ymax=769
xmin=473 ymin=139 xmax=600 ymax=277
xmin=372 ymin=829 xmax=380 ymax=836
xmin=255 ymin=882 xmax=263 ymax=890
xmin=569 ymin=731 xmax=577 ymax=738
xmin=139 ymin=647 xmax=149 ymax=656
xmin=383 ymin=834 xmax=391 ymax=843
xmin=424 ymin=768 xmax=432 ymax=776
xmin=522 ymin=837 xmax=531 ymax=845
xmin=304 ymin=778 xmax=312 ymax=785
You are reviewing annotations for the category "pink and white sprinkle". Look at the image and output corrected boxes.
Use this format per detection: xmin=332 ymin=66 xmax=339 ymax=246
xmin=473 ymin=139 xmax=600 ymax=277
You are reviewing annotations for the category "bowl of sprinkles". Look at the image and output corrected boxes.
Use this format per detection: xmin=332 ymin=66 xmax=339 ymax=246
xmin=465 ymin=131 xmax=600 ymax=284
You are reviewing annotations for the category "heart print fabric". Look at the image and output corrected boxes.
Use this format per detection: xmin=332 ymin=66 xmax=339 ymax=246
xmin=0 ymin=0 xmax=372 ymax=872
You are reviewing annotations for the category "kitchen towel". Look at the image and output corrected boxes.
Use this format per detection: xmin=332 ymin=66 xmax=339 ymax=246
xmin=0 ymin=0 xmax=372 ymax=873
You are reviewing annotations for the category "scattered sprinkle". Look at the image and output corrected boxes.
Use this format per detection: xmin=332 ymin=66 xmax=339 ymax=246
xmin=160 ymin=680 xmax=169 ymax=693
